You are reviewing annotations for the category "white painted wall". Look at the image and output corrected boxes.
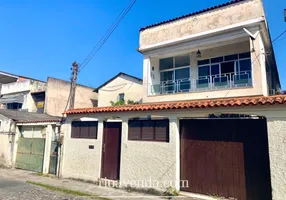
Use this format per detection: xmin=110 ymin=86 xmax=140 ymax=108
xmin=0 ymin=116 xmax=15 ymax=168
xmin=61 ymin=118 xmax=103 ymax=181
xmin=21 ymin=126 xmax=44 ymax=138
xmin=1 ymin=80 xmax=30 ymax=95
xmin=119 ymin=117 xmax=179 ymax=189
xmin=98 ymin=75 xmax=143 ymax=107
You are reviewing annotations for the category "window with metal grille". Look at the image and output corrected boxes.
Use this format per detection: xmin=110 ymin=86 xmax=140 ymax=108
xmin=71 ymin=121 xmax=98 ymax=139
xmin=128 ymin=119 xmax=169 ymax=142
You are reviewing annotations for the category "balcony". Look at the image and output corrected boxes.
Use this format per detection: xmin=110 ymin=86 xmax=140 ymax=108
xmin=1 ymin=80 xmax=31 ymax=95
xmin=150 ymin=71 xmax=252 ymax=95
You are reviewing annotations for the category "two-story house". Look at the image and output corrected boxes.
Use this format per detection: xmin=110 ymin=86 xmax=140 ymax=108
xmin=62 ymin=1 xmax=286 ymax=200
xmin=0 ymin=71 xmax=46 ymax=112
xmin=0 ymin=72 xmax=98 ymax=174
xmin=94 ymin=72 xmax=143 ymax=107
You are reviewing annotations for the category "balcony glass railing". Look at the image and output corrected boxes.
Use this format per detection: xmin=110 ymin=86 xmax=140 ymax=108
xmin=150 ymin=71 xmax=252 ymax=95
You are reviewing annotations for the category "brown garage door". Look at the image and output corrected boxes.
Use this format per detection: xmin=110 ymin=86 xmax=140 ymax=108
xmin=180 ymin=118 xmax=272 ymax=200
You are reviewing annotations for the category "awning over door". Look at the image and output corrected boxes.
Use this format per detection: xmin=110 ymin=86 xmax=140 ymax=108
xmin=0 ymin=93 xmax=24 ymax=103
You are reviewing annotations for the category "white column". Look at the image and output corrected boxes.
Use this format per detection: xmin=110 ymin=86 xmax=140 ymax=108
xmin=59 ymin=121 xmax=71 ymax=178
xmin=258 ymin=33 xmax=269 ymax=96
xmin=12 ymin=125 xmax=20 ymax=168
xmin=43 ymin=124 xmax=52 ymax=174
xmin=169 ymin=117 xmax=180 ymax=190
xmin=96 ymin=118 xmax=104 ymax=179
xmin=143 ymin=56 xmax=151 ymax=102
xmin=119 ymin=117 xmax=128 ymax=181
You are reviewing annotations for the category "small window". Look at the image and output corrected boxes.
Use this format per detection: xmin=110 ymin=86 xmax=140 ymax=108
xmin=198 ymin=59 xmax=210 ymax=66
xmin=71 ymin=121 xmax=98 ymax=139
xmin=211 ymin=57 xmax=223 ymax=63
xmin=198 ymin=66 xmax=210 ymax=77
xmin=128 ymin=119 xmax=169 ymax=142
xmin=239 ymin=59 xmax=251 ymax=71
xmin=118 ymin=93 xmax=125 ymax=101
xmin=160 ymin=71 xmax=174 ymax=82
xmin=7 ymin=103 xmax=22 ymax=110
xmin=211 ymin=64 xmax=220 ymax=76
xmin=175 ymin=55 xmax=190 ymax=68
xmin=239 ymin=52 xmax=251 ymax=59
xmin=159 ymin=57 xmax=173 ymax=70
xmin=225 ymin=54 xmax=238 ymax=61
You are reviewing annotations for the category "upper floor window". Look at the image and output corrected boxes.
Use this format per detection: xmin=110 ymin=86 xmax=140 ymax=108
xmin=128 ymin=119 xmax=169 ymax=142
xmin=197 ymin=52 xmax=251 ymax=88
xmin=159 ymin=55 xmax=191 ymax=93
xmin=118 ymin=93 xmax=125 ymax=101
xmin=7 ymin=103 xmax=22 ymax=110
xmin=71 ymin=121 xmax=98 ymax=139
xmin=198 ymin=52 xmax=251 ymax=77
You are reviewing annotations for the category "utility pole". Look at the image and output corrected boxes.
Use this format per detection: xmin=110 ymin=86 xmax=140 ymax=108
xmin=69 ymin=61 xmax=78 ymax=109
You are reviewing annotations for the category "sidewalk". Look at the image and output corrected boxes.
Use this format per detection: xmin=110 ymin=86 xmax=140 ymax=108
xmin=0 ymin=168 xmax=199 ymax=200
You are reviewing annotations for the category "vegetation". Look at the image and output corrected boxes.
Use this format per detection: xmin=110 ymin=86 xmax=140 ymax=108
xmin=110 ymin=99 xmax=139 ymax=106
xmin=35 ymin=172 xmax=56 ymax=179
xmin=163 ymin=186 xmax=179 ymax=197
xmin=26 ymin=181 xmax=110 ymax=200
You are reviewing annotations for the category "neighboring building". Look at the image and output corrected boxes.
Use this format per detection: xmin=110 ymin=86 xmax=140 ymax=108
xmin=62 ymin=1 xmax=286 ymax=200
xmin=0 ymin=71 xmax=46 ymax=112
xmin=0 ymin=109 xmax=60 ymax=173
xmin=44 ymin=77 xmax=98 ymax=117
xmin=0 ymin=73 xmax=98 ymax=175
xmin=94 ymin=72 xmax=143 ymax=107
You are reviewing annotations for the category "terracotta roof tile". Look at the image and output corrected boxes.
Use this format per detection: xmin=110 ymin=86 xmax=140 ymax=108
xmin=65 ymin=95 xmax=286 ymax=115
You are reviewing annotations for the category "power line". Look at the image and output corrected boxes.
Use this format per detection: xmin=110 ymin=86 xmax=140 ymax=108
xmin=79 ymin=0 xmax=136 ymax=72
xmin=79 ymin=4 xmax=127 ymax=67
xmin=272 ymin=29 xmax=286 ymax=44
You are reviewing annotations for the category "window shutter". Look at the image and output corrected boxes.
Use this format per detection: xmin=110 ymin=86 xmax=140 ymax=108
xmin=128 ymin=120 xmax=141 ymax=140
xmin=89 ymin=121 xmax=98 ymax=139
xmin=155 ymin=120 xmax=169 ymax=142
xmin=71 ymin=122 xmax=80 ymax=138
xmin=80 ymin=122 xmax=89 ymax=138
xmin=142 ymin=120 xmax=155 ymax=140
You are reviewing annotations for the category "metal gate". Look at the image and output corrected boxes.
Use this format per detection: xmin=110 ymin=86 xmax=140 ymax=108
xmin=49 ymin=141 xmax=58 ymax=175
xmin=15 ymin=138 xmax=45 ymax=172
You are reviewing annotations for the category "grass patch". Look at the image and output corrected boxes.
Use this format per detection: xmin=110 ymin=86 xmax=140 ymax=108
xmin=26 ymin=181 xmax=110 ymax=200
xmin=35 ymin=172 xmax=57 ymax=179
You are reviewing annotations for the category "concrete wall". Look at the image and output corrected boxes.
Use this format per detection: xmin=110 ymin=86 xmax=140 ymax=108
xmin=98 ymin=75 xmax=143 ymax=107
xmin=120 ymin=117 xmax=179 ymax=189
xmin=1 ymin=80 xmax=30 ymax=95
xmin=139 ymin=0 xmax=264 ymax=48
xmin=62 ymin=105 xmax=286 ymax=200
xmin=0 ymin=115 xmax=16 ymax=168
xmin=45 ymin=77 xmax=98 ymax=117
xmin=61 ymin=118 xmax=102 ymax=181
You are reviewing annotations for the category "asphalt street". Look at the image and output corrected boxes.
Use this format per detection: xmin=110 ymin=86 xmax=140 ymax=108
xmin=0 ymin=178 xmax=85 ymax=200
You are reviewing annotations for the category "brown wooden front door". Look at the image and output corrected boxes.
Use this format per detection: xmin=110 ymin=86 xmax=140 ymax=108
xmin=101 ymin=122 xmax=122 ymax=180
xmin=180 ymin=119 xmax=272 ymax=200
